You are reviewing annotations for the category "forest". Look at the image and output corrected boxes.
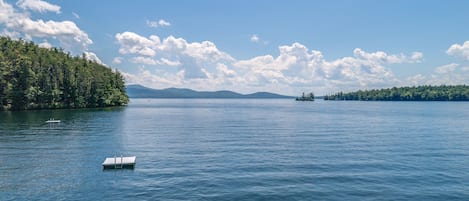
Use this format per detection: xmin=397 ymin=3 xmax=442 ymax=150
xmin=324 ymin=85 xmax=469 ymax=101
xmin=0 ymin=37 xmax=128 ymax=111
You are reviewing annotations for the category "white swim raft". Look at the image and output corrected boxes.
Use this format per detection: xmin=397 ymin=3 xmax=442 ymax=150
xmin=45 ymin=118 xmax=61 ymax=123
xmin=102 ymin=155 xmax=136 ymax=169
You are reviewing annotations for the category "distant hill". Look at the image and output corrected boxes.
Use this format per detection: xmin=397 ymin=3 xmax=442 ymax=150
xmin=126 ymin=84 xmax=293 ymax=99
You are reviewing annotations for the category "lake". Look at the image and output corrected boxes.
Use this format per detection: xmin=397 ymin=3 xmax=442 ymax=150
xmin=1 ymin=99 xmax=469 ymax=200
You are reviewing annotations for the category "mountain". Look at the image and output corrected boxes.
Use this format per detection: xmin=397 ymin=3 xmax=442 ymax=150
xmin=126 ymin=84 xmax=293 ymax=99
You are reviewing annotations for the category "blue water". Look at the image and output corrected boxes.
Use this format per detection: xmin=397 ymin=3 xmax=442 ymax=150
xmin=1 ymin=99 xmax=469 ymax=200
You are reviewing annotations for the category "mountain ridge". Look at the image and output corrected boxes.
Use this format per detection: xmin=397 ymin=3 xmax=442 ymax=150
xmin=126 ymin=84 xmax=293 ymax=99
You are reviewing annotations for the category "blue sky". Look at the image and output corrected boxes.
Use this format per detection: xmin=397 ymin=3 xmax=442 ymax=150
xmin=1 ymin=0 xmax=469 ymax=95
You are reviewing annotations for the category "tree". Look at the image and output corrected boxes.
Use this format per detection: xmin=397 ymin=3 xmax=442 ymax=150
xmin=0 ymin=36 xmax=129 ymax=111
xmin=324 ymin=85 xmax=469 ymax=101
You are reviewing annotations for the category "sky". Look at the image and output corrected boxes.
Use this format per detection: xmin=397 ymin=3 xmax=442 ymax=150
xmin=1 ymin=0 xmax=469 ymax=95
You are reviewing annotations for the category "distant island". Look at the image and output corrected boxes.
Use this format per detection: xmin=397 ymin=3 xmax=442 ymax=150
xmin=0 ymin=37 xmax=128 ymax=111
xmin=126 ymin=84 xmax=293 ymax=99
xmin=295 ymin=92 xmax=314 ymax=101
xmin=324 ymin=85 xmax=469 ymax=101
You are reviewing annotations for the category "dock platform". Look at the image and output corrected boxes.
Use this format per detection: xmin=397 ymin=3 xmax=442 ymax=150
xmin=45 ymin=118 xmax=61 ymax=123
xmin=102 ymin=156 xmax=136 ymax=169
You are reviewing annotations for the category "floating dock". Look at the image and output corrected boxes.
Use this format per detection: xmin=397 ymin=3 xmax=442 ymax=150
xmin=102 ymin=156 xmax=136 ymax=169
xmin=45 ymin=118 xmax=61 ymax=123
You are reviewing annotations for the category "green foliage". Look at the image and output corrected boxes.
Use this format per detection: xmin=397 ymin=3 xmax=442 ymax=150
xmin=296 ymin=92 xmax=315 ymax=101
xmin=0 ymin=37 xmax=129 ymax=111
xmin=324 ymin=85 xmax=469 ymax=101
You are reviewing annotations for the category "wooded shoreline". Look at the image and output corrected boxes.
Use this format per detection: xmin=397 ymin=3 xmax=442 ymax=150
xmin=324 ymin=85 xmax=469 ymax=101
xmin=0 ymin=37 xmax=129 ymax=111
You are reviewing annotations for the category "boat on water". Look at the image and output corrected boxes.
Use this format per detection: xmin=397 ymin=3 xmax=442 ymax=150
xmin=45 ymin=118 xmax=61 ymax=123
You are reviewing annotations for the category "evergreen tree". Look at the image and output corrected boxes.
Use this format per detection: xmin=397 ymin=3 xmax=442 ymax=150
xmin=324 ymin=85 xmax=469 ymax=101
xmin=0 ymin=37 xmax=129 ymax=111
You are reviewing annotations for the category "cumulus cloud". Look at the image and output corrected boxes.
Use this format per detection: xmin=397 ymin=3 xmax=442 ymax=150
xmin=113 ymin=57 xmax=123 ymax=64
xmin=15 ymin=19 xmax=91 ymax=51
xmin=16 ymin=0 xmax=60 ymax=14
xmin=353 ymin=48 xmax=422 ymax=64
xmin=435 ymin=63 xmax=459 ymax=74
xmin=83 ymin=51 xmax=103 ymax=64
xmin=131 ymin=56 xmax=158 ymax=65
xmin=146 ymin=19 xmax=171 ymax=28
xmin=406 ymin=74 xmax=426 ymax=86
xmin=0 ymin=0 xmax=16 ymax=23
xmin=234 ymin=43 xmax=407 ymax=91
xmin=0 ymin=0 xmax=92 ymax=55
xmin=249 ymin=34 xmax=269 ymax=45
xmin=115 ymin=32 xmax=159 ymax=56
xmin=115 ymin=31 xmax=234 ymax=80
xmin=38 ymin=40 xmax=51 ymax=48
xmin=122 ymin=67 xmax=184 ymax=87
xmin=447 ymin=41 xmax=469 ymax=60
xmin=411 ymin=52 xmax=423 ymax=62
xmin=419 ymin=63 xmax=469 ymax=86
xmin=160 ymin=58 xmax=181 ymax=66
xmin=116 ymin=32 xmax=427 ymax=95
xmin=217 ymin=63 xmax=236 ymax=78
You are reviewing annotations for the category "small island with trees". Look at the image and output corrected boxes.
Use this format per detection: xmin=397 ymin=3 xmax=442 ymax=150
xmin=296 ymin=92 xmax=315 ymax=101
xmin=324 ymin=85 xmax=469 ymax=101
xmin=0 ymin=37 xmax=129 ymax=111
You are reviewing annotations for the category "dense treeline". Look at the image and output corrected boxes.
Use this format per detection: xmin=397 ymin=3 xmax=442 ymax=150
xmin=0 ymin=37 xmax=128 ymax=110
xmin=295 ymin=92 xmax=314 ymax=101
xmin=324 ymin=85 xmax=469 ymax=101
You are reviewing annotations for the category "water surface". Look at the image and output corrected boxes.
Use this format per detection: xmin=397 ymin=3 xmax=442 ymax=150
xmin=1 ymin=99 xmax=469 ymax=200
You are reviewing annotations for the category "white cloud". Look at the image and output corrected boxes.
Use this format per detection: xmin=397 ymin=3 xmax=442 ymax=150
xmin=353 ymin=48 xmax=422 ymax=64
xmin=116 ymin=32 xmax=426 ymax=95
xmin=159 ymin=58 xmax=181 ymax=66
xmin=1 ymin=29 xmax=20 ymax=38
xmin=0 ymin=0 xmax=16 ymax=24
xmin=14 ymin=19 xmax=92 ymax=51
xmin=435 ymin=63 xmax=459 ymax=74
xmin=158 ymin=19 xmax=170 ymax=27
xmin=113 ymin=57 xmax=123 ymax=64
xmin=16 ymin=0 xmax=60 ymax=14
xmin=115 ymin=32 xmax=159 ymax=56
xmin=121 ymin=67 xmax=184 ymax=87
xmin=83 ymin=51 xmax=103 ymax=64
xmin=250 ymin=34 xmax=259 ymax=43
xmin=420 ymin=63 xmax=469 ymax=86
xmin=128 ymin=55 xmax=180 ymax=67
xmin=233 ymin=43 xmax=405 ymax=92
xmin=411 ymin=52 xmax=423 ymax=62
xmin=131 ymin=56 xmax=158 ymax=65
xmin=0 ymin=0 xmax=92 ymax=55
xmin=146 ymin=19 xmax=171 ymax=28
xmin=217 ymin=63 xmax=236 ymax=78
xmin=447 ymin=41 xmax=469 ymax=60
xmin=38 ymin=40 xmax=51 ymax=48
xmin=115 ymin=32 xmax=235 ymax=80
xmin=250 ymin=34 xmax=269 ymax=45
xmin=406 ymin=74 xmax=426 ymax=86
